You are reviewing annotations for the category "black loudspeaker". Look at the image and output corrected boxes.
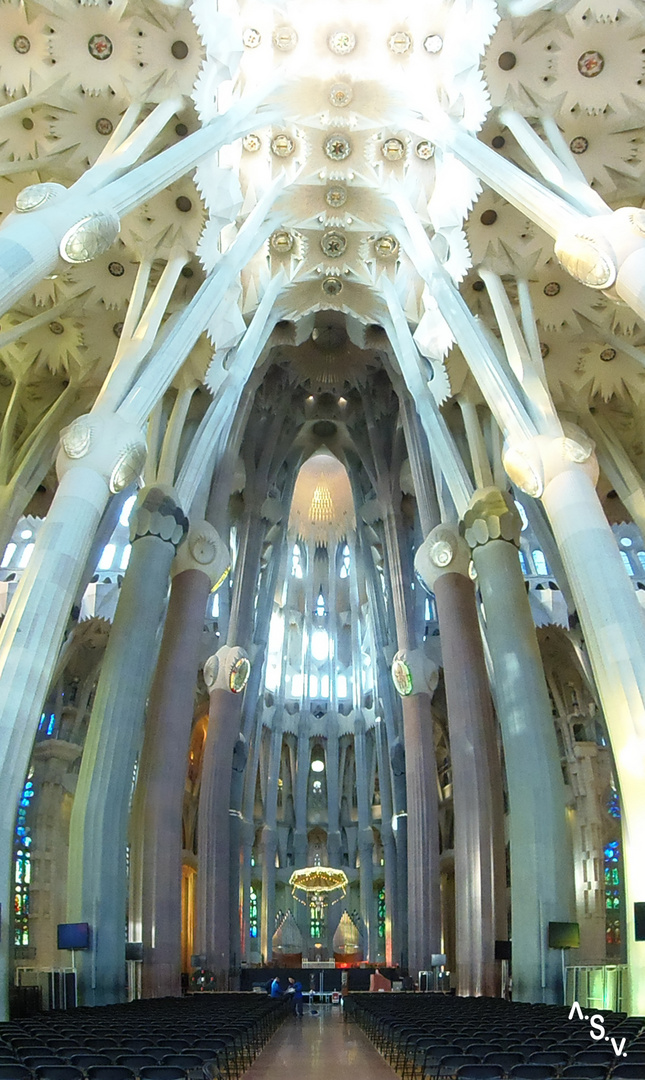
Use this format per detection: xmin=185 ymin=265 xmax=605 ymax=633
xmin=635 ymin=902 xmax=645 ymax=941
xmin=548 ymin=921 xmax=580 ymax=949
xmin=495 ymin=940 xmax=511 ymax=961
xmin=126 ymin=942 xmax=143 ymax=961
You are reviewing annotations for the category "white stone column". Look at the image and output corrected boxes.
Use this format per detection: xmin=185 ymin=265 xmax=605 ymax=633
xmin=0 ymin=412 xmax=145 ymax=1020
xmin=503 ymin=431 xmax=645 ymax=1012
xmin=67 ymin=486 xmax=189 ymax=1006
xmin=463 ymin=487 xmax=576 ymax=1004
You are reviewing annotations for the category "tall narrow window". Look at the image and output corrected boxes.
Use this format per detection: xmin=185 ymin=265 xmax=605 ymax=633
xmin=249 ymin=887 xmax=258 ymax=938
xmin=604 ymin=839 xmax=621 ymax=946
xmin=14 ymin=777 xmax=34 ymax=946
xmin=316 ymin=590 xmax=326 ymax=616
xmin=518 ymin=550 xmax=528 ymax=574
xmin=620 ymin=551 xmax=634 ymax=577
xmin=378 ymin=887 xmax=386 ymax=940
xmin=291 ymin=543 xmax=303 ymax=579
xmin=310 ymin=900 xmax=323 ymax=939
xmin=532 ymin=549 xmax=548 ymax=575
xmin=340 ymin=543 xmax=351 ymax=578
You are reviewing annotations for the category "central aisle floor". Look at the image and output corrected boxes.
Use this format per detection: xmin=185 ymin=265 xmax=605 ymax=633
xmin=244 ymin=1004 xmax=399 ymax=1079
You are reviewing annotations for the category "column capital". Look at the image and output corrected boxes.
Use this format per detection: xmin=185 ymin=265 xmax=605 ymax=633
xmin=554 ymin=206 xmax=645 ymax=291
xmin=203 ymin=644 xmax=251 ymax=696
xmin=129 ymin=485 xmax=189 ymax=549
xmin=502 ymin=424 xmax=599 ymax=499
xmin=462 ymin=487 xmax=522 ymax=551
xmin=391 ymin=648 xmax=438 ymax=699
xmin=172 ymin=519 xmax=230 ymax=587
xmin=56 ymin=410 xmax=146 ymax=492
xmin=415 ymin=523 xmax=470 ymax=591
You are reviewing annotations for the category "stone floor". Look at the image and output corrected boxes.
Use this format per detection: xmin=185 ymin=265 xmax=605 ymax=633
xmin=243 ymin=1004 xmax=398 ymax=1079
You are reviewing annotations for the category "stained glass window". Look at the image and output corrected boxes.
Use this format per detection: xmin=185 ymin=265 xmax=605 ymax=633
xmin=532 ymin=549 xmax=548 ymax=575
xmin=249 ymin=887 xmax=258 ymax=938
xmin=378 ymin=887 xmax=386 ymax=939
xmin=604 ymin=839 xmax=621 ymax=945
xmin=310 ymin=901 xmax=323 ymax=939
xmin=14 ymin=776 xmax=34 ymax=945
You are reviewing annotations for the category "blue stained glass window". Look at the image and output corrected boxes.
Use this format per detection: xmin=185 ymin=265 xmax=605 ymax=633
xmin=14 ymin=777 xmax=34 ymax=945
xmin=532 ymin=549 xmax=548 ymax=575
xmin=620 ymin=551 xmax=634 ymax=577
xmin=607 ymin=789 xmax=621 ymax=819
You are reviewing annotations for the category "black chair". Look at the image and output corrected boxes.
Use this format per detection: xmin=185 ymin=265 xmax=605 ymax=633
xmin=572 ymin=1053 xmax=614 ymax=1067
xmin=138 ymin=1055 xmax=176 ymax=1066
xmin=467 ymin=1048 xmax=505 ymax=1061
xmin=160 ymin=1060 xmax=203 ymax=1072
xmin=115 ymin=1058 xmax=156 ymax=1074
xmin=86 ymin=1068 xmax=136 ymax=1080
xmin=139 ymin=1069 xmax=186 ymax=1080
xmin=560 ymin=1069 xmax=607 ymax=1080
xmin=611 ymin=1069 xmax=645 ymax=1080
xmin=35 ymin=1067 xmax=85 ymax=1080
xmin=484 ymin=1056 xmax=527 ymax=1075
xmin=436 ymin=1055 xmax=480 ymax=1079
xmin=529 ymin=1053 xmax=570 ymax=1069
xmin=456 ymin=1067 xmax=505 ymax=1080
xmin=558 ymin=1074 xmax=607 ymax=1080
xmin=509 ymin=1068 xmax=558 ymax=1080
xmin=0 ymin=1069 xmax=33 ymax=1080
xmin=24 ymin=1060 xmax=65 ymax=1070
xmin=70 ymin=1056 xmax=112 ymax=1071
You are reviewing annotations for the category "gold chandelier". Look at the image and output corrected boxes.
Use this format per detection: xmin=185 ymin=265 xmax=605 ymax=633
xmin=289 ymin=866 xmax=348 ymax=906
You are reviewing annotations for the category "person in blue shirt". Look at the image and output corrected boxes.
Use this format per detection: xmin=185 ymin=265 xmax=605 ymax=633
xmin=270 ymin=976 xmax=283 ymax=998
xmin=287 ymin=976 xmax=304 ymax=1017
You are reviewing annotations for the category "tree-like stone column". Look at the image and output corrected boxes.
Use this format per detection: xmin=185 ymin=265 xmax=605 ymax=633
xmin=67 ymin=486 xmax=188 ymax=1006
xmin=463 ymin=488 xmax=575 ymax=1004
xmin=129 ymin=521 xmax=230 ymax=998
xmin=195 ymin=646 xmax=250 ymax=986
xmin=0 ymin=411 xmax=146 ymax=1019
xmin=503 ymin=429 xmax=645 ymax=1012
xmin=416 ymin=523 xmax=506 ymax=997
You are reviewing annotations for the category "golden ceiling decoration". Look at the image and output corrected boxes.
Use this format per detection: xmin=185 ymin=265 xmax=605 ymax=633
xmin=310 ymin=482 xmax=334 ymax=523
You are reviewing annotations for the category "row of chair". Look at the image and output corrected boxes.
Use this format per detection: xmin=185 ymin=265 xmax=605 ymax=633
xmin=0 ymin=996 xmax=285 ymax=1080
xmin=346 ymin=994 xmax=645 ymax=1080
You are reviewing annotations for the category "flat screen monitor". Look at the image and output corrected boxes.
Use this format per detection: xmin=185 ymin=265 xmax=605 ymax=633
xmin=547 ymin=921 xmax=580 ymax=949
xmin=57 ymin=922 xmax=90 ymax=950
xmin=431 ymin=953 xmax=447 ymax=967
xmin=635 ymin=902 xmax=645 ymax=942
xmin=495 ymin=940 xmax=512 ymax=961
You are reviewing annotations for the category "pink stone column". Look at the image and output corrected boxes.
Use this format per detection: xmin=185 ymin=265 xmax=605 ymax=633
xmin=418 ymin=524 xmax=506 ymax=996
xmin=195 ymin=647 xmax=249 ymax=987
xmin=132 ymin=522 xmax=230 ymax=997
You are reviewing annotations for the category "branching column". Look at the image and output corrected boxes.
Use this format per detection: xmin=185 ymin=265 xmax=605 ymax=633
xmin=67 ymin=486 xmax=188 ymax=1005
xmin=130 ymin=521 xmax=228 ymax=998
xmin=0 ymin=413 xmax=145 ymax=1018
xmin=463 ymin=488 xmax=575 ymax=1004
xmin=416 ymin=523 xmax=506 ymax=996
xmin=504 ymin=432 xmax=645 ymax=1012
